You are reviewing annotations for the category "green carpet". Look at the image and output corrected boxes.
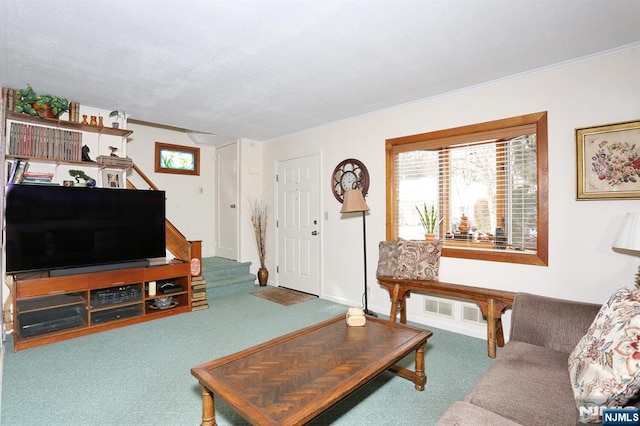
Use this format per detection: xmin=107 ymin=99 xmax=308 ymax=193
xmin=1 ymin=287 xmax=493 ymax=425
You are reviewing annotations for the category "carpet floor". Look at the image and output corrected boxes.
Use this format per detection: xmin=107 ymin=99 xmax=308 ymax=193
xmin=1 ymin=285 xmax=493 ymax=425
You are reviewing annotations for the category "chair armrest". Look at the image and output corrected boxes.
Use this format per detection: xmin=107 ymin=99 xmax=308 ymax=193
xmin=509 ymin=292 xmax=601 ymax=353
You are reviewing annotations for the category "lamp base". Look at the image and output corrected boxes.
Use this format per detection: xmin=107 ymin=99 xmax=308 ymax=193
xmin=363 ymin=309 xmax=378 ymax=317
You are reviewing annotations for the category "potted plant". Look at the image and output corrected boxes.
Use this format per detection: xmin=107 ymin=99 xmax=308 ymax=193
xmin=249 ymin=196 xmax=269 ymax=286
xmin=14 ymin=84 xmax=69 ymax=119
xmin=68 ymin=169 xmax=95 ymax=187
xmin=14 ymin=84 xmax=38 ymax=116
xmin=35 ymin=93 xmax=69 ymax=118
xmin=109 ymin=110 xmax=126 ymax=128
xmin=416 ymin=203 xmax=443 ymax=241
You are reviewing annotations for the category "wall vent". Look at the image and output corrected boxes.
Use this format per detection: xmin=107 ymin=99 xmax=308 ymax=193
xmin=462 ymin=304 xmax=486 ymax=324
xmin=424 ymin=297 xmax=454 ymax=318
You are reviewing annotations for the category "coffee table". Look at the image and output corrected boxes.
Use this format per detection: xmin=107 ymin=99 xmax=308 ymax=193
xmin=191 ymin=314 xmax=432 ymax=425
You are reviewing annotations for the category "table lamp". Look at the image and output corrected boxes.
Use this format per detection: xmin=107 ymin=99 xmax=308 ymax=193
xmin=612 ymin=212 xmax=640 ymax=287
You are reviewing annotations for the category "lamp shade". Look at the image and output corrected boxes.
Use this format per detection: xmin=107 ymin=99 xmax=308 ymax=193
xmin=340 ymin=189 xmax=370 ymax=213
xmin=612 ymin=212 xmax=640 ymax=251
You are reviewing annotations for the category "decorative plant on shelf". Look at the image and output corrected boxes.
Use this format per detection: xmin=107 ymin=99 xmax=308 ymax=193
xmin=68 ymin=169 xmax=95 ymax=187
xmin=416 ymin=203 xmax=444 ymax=241
xmin=109 ymin=110 xmax=126 ymax=128
xmin=14 ymin=84 xmax=38 ymax=116
xmin=14 ymin=84 xmax=69 ymax=118
xmin=249 ymin=195 xmax=269 ymax=286
xmin=35 ymin=93 xmax=69 ymax=118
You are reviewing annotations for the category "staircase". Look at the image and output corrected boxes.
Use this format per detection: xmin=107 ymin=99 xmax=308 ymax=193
xmin=202 ymin=257 xmax=257 ymax=298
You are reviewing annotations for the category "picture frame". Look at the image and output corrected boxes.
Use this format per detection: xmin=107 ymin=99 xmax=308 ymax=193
xmin=155 ymin=142 xmax=200 ymax=176
xmin=101 ymin=169 xmax=124 ymax=189
xmin=576 ymin=120 xmax=640 ymax=200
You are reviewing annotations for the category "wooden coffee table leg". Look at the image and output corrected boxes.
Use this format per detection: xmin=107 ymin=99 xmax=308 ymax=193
xmin=201 ymin=385 xmax=217 ymax=426
xmin=414 ymin=343 xmax=426 ymax=391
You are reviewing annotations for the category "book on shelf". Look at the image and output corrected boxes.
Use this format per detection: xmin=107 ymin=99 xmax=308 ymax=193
xmin=96 ymin=155 xmax=133 ymax=168
xmin=192 ymin=283 xmax=206 ymax=291
xmin=8 ymin=121 xmax=82 ymax=162
xmin=8 ymin=159 xmax=29 ymax=183
xmin=192 ymin=290 xmax=207 ymax=301
xmin=192 ymin=303 xmax=209 ymax=311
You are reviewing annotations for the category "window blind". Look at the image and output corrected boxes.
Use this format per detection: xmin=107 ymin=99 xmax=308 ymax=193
xmin=394 ymin=134 xmax=538 ymax=254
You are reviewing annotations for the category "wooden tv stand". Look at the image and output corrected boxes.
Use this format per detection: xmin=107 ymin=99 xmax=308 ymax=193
xmin=10 ymin=260 xmax=191 ymax=351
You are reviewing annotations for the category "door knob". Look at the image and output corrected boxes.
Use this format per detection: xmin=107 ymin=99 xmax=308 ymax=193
xmin=311 ymin=231 xmax=318 ymax=236
xmin=230 ymin=204 xmax=236 ymax=208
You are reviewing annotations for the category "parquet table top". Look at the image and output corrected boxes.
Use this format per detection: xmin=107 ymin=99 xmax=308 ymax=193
xmin=191 ymin=314 xmax=432 ymax=425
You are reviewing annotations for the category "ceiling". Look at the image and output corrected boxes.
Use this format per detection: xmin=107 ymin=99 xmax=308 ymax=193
xmin=1 ymin=1 xmax=639 ymax=143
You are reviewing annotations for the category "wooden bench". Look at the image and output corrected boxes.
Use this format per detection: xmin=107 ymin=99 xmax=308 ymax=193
xmin=376 ymin=276 xmax=515 ymax=358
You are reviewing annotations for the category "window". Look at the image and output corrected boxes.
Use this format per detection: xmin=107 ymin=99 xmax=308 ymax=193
xmin=385 ymin=112 xmax=548 ymax=266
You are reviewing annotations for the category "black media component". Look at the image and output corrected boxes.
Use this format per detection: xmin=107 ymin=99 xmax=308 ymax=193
xmin=90 ymin=285 xmax=143 ymax=308
xmin=19 ymin=306 xmax=82 ymax=338
xmin=91 ymin=305 xmax=142 ymax=324
xmin=159 ymin=282 xmax=183 ymax=294
xmin=5 ymin=184 xmax=166 ymax=275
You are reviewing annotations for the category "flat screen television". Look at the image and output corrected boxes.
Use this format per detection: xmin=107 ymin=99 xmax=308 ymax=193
xmin=5 ymin=184 xmax=166 ymax=275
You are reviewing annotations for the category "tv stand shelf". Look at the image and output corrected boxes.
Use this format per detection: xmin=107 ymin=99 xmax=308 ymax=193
xmin=12 ymin=261 xmax=191 ymax=351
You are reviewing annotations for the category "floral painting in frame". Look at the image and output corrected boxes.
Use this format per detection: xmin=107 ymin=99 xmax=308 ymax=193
xmin=576 ymin=120 xmax=640 ymax=200
xmin=155 ymin=141 xmax=200 ymax=176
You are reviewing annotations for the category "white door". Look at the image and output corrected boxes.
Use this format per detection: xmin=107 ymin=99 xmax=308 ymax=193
xmin=277 ymin=155 xmax=321 ymax=295
xmin=216 ymin=142 xmax=238 ymax=260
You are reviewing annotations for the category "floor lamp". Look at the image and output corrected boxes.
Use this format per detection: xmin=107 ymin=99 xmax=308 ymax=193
xmin=340 ymin=189 xmax=376 ymax=316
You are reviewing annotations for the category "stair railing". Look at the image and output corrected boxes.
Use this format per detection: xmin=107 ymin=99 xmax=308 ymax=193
xmin=127 ymin=162 xmax=192 ymax=263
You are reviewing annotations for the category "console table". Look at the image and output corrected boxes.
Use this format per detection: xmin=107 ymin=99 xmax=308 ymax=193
xmin=11 ymin=260 xmax=191 ymax=351
xmin=376 ymin=276 xmax=515 ymax=358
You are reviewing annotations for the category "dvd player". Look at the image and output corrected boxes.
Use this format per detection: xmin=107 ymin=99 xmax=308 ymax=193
xmin=19 ymin=307 xmax=82 ymax=338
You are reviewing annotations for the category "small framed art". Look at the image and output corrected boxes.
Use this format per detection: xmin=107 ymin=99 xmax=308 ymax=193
xmin=576 ymin=120 xmax=640 ymax=200
xmin=155 ymin=142 xmax=200 ymax=176
xmin=102 ymin=169 xmax=124 ymax=189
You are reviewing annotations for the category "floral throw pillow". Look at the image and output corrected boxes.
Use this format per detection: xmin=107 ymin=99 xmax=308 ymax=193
xmin=394 ymin=240 xmax=442 ymax=281
xmin=568 ymin=287 xmax=640 ymax=423
xmin=376 ymin=241 xmax=401 ymax=277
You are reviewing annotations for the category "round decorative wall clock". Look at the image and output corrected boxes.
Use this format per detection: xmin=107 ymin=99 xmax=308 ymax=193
xmin=331 ymin=158 xmax=370 ymax=203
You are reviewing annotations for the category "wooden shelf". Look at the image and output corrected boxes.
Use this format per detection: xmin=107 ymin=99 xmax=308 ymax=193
xmin=6 ymin=111 xmax=133 ymax=137
xmin=17 ymin=293 xmax=86 ymax=313
xmin=5 ymin=154 xmax=130 ymax=170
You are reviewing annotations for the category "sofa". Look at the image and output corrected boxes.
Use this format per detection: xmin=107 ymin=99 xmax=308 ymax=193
xmin=438 ymin=292 xmax=603 ymax=425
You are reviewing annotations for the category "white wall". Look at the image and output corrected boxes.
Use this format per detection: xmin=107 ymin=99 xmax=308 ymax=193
xmin=260 ymin=46 xmax=640 ymax=337
xmin=126 ymin=123 xmax=217 ymax=257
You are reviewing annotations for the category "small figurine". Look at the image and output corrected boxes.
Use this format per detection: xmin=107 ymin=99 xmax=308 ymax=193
xmin=108 ymin=146 xmax=119 ymax=157
xmin=82 ymin=145 xmax=94 ymax=162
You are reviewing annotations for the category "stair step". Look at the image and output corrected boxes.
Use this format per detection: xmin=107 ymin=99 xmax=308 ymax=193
xmin=200 ymin=256 xmax=256 ymax=298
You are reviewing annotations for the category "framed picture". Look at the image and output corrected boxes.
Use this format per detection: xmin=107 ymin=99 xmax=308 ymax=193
xmin=576 ymin=120 xmax=640 ymax=200
xmin=155 ymin=142 xmax=200 ymax=176
xmin=102 ymin=169 xmax=124 ymax=189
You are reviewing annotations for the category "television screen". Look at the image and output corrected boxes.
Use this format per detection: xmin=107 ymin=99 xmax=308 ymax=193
xmin=5 ymin=184 xmax=166 ymax=274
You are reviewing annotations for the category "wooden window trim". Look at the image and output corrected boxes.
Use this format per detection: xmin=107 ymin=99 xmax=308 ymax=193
xmin=385 ymin=111 xmax=548 ymax=266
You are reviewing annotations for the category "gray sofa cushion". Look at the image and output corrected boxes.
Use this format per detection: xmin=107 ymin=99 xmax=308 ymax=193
xmin=465 ymin=340 xmax=578 ymax=425
xmin=510 ymin=293 xmax=601 ymax=354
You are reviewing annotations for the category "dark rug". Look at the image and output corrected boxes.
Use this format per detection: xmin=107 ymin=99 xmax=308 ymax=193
xmin=250 ymin=287 xmax=318 ymax=306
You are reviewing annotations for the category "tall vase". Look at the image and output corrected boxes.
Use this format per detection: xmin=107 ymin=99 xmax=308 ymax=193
xmin=257 ymin=267 xmax=269 ymax=286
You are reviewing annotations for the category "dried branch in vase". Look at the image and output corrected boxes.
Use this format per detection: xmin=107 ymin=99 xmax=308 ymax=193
xmin=249 ymin=196 xmax=268 ymax=269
